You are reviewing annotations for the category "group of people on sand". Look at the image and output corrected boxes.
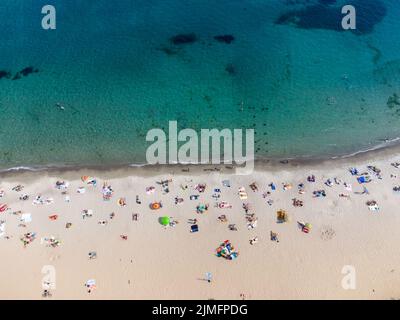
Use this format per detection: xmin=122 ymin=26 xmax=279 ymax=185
xmin=0 ymin=159 xmax=395 ymax=298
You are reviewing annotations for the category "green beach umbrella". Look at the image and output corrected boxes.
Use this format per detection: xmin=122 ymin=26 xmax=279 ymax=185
xmin=159 ymin=216 xmax=170 ymax=226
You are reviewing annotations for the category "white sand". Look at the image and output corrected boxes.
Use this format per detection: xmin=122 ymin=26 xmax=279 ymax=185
xmin=1 ymin=151 xmax=400 ymax=300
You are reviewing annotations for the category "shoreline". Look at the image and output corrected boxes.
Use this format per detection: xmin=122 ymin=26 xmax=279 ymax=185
xmin=2 ymin=138 xmax=400 ymax=179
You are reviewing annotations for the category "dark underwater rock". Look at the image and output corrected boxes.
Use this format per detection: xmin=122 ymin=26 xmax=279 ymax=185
xmin=157 ymin=46 xmax=180 ymax=56
xmin=214 ymin=35 xmax=235 ymax=44
xmin=225 ymin=63 xmax=236 ymax=75
xmin=20 ymin=66 xmax=39 ymax=76
xmin=387 ymin=93 xmax=400 ymax=109
xmin=170 ymin=33 xmax=197 ymax=45
xmin=0 ymin=70 xmax=11 ymax=79
xmin=11 ymin=66 xmax=39 ymax=80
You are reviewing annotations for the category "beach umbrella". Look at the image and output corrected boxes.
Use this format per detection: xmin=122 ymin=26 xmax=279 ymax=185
xmin=159 ymin=216 xmax=170 ymax=226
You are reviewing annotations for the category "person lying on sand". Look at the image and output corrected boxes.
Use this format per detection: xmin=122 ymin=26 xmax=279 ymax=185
xmin=270 ymin=231 xmax=279 ymax=242
xmin=249 ymin=237 xmax=258 ymax=245
xmin=229 ymin=224 xmax=237 ymax=231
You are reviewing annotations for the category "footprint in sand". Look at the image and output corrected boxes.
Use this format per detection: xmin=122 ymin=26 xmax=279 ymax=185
xmin=320 ymin=225 xmax=336 ymax=241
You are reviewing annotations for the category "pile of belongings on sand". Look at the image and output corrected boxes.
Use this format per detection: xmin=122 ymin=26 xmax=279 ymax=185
xmin=196 ymin=203 xmax=209 ymax=214
xmin=391 ymin=162 xmax=400 ymax=169
xmin=366 ymin=200 xmax=379 ymax=211
xmin=245 ymin=213 xmax=258 ymax=229
xmin=367 ymin=166 xmax=382 ymax=179
xmin=55 ymin=180 xmax=69 ymax=190
xmin=195 ymin=184 xmax=206 ymax=193
xmin=82 ymin=209 xmax=93 ymax=219
xmin=20 ymin=232 xmax=36 ymax=247
xmin=313 ymin=190 xmax=326 ymax=198
xmin=81 ymin=176 xmax=97 ymax=186
xmin=85 ymin=279 xmax=96 ymax=294
xmin=41 ymin=236 xmax=61 ymax=248
xmin=216 ymin=240 xmax=238 ymax=260
xmin=33 ymin=195 xmax=54 ymax=205
xmin=249 ymin=182 xmax=258 ymax=192
xmin=102 ymin=182 xmax=114 ymax=201
xmin=157 ymin=179 xmax=172 ymax=194
xmin=217 ymin=201 xmax=232 ymax=209
xmin=292 ymin=198 xmax=304 ymax=207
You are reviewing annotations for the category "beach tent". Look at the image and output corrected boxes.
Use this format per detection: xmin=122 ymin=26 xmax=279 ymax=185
xmin=159 ymin=216 xmax=170 ymax=226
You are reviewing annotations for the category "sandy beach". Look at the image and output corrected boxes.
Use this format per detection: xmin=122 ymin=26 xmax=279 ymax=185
xmin=1 ymin=148 xmax=400 ymax=300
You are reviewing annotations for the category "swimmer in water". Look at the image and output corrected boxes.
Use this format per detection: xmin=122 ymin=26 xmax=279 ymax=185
xmin=56 ymin=102 xmax=65 ymax=111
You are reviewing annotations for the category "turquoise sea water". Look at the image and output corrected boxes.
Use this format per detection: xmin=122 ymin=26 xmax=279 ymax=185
xmin=0 ymin=0 xmax=400 ymax=169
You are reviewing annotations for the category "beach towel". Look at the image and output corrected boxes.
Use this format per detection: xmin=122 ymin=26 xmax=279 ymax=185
xmin=49 ymin=214 xmax=58 ymax=221
xmin=222 ymin=180 xmax=231 ymax=187
xmin=20 ymin=213 xmax=32 ymax=223
xmin=77 ymin=187 xmax=86 ymax=194
xmin=0 ymin=221 xmax=5 ymax=238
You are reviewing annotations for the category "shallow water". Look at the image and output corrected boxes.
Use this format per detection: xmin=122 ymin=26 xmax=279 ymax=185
xmin=0 ymin=0 xmax=400 ymax=169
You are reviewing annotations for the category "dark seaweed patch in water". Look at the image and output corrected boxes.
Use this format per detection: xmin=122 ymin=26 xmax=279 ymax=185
xmin=387 ymin=93 xmax=400 ymax=109
xmin=157 ymin=46 xmax=180 ymax=56
xmin=275 ymin=0 xmax=386 ymax=35
xmin=0 ymin=70 xmax=11 ymax=80
xmin=12 ymin=66 xmax=39 ymax=80
xmin=170 ymin=33 xmax=197 ymax=45
xmin=20 ymin=66 xmax=39 ymax=76
xmin=373 ymin=59 xmax=400 ymax=85
xmin=367 ymin=42 xmax=382 ymax=65
xmin=225 ymin=63 xmax=236 ymax=75
xmin=214 ymin=35 xmax=235 ymax=44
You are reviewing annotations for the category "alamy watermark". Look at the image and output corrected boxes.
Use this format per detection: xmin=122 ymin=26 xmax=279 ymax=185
xmin=341 ymin=5 xmax=356 ymax=30
xmin=341 ymin=265 xmax=356 ymax=290
xmin=146 ymin=121 xmax=255 ymax=175
xmin=41 ymin=5 xmax=56 ymax=30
